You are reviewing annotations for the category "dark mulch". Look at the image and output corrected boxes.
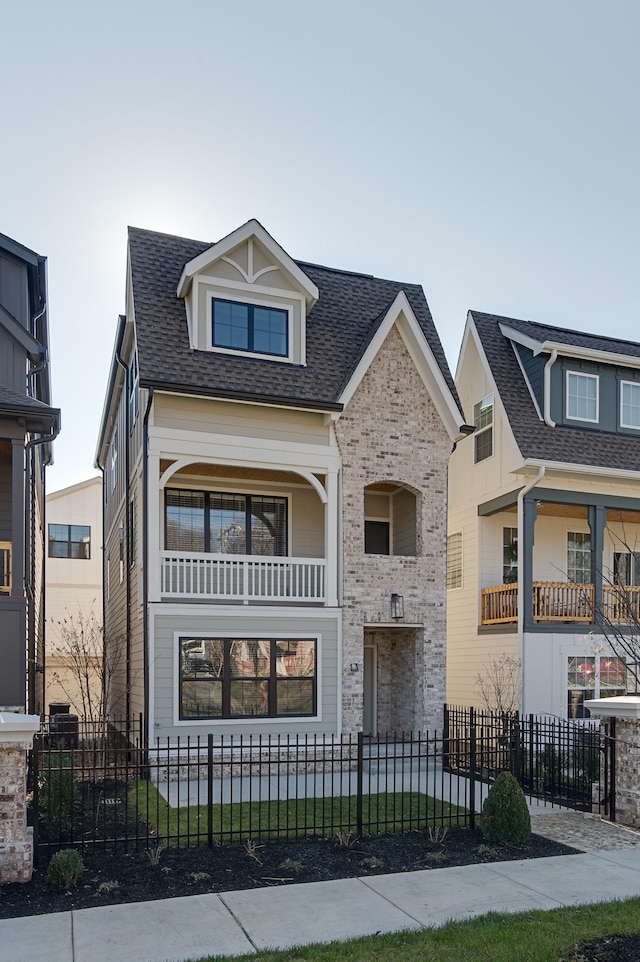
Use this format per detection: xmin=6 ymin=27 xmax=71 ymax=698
xmin=1 ymin=828 xmax=577 ymax=919
xmin=569 ymin=934 xmax=640 ymax=962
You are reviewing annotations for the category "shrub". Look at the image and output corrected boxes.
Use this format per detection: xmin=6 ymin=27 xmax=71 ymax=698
xmin=47 ymin=849 xmax=84 ymax=888
xmin=38 ymin=749 xmax=80 ymax=838
xmin=480 ymin=771 xmax=531 ymax=845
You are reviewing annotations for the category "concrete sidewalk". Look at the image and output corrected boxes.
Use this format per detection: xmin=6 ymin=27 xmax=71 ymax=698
xmin=2 ymin=842 xmax=640 ymax=962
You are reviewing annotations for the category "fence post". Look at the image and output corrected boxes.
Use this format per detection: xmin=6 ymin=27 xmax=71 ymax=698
xmin=0 ymin=713 xmax=41 ymax=883
xmin=207 ymin=733 xmax=213 ymax=847
xmin=609 ymin=716 xmax=616 ymax=823
xmin=469 ymin=707 xmax=476 ymax=830
xmin=356 ymin=731 xmax=364 ymax=837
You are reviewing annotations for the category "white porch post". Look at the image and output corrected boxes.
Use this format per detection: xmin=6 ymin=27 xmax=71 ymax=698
xmin=325 ymin=469 xmax=339 ymax=607
xmin=147 ymin=452 xmax=161 ymax=602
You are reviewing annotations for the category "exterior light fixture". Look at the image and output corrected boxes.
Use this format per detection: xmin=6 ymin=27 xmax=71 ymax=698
xmin=391 ymin=593 xmax=404 ymax=620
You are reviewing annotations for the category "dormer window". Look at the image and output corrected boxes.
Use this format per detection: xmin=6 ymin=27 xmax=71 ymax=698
xmin=212 ymin=298 xmax=289 ymax=358
xmin=620 ymin=380 xmax=640 ymax=430
xmin=566 ymin=371 xmax=599 ymax=423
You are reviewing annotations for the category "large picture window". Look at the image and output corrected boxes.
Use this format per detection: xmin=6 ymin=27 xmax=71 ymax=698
xmin=179 ymin=637 xmax=317 ymax=719
xmin=48 ymin=524 xmax=91 ymax=559
xmin=212 ymin=298 xmax=288 ymax=357
xmin=567 ymin=655 xmax=627 ymax=719
xmin=165 ymin=490 xmax=287 ymax=556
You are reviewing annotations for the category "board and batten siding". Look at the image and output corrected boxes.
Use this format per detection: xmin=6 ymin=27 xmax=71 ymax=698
xmin=150 ymin=607 xmax=340 ymax=740
xmin=153 ymin=394 xmax=332 ymax=447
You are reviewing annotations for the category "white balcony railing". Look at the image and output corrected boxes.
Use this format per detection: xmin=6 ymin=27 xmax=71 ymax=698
xmin=160 ymin=552 xmax=326 ymax=603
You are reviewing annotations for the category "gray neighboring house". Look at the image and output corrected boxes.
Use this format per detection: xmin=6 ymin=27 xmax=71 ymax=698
xmin=0 ymin=232 xmax=60 ymax=714
xmin=96 ymin=219 xmax=466 ymax=748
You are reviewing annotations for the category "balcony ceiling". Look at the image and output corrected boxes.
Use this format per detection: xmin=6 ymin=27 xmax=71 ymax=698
xmin=500 ymin=502 xmax=640 ymax=523
xmin=160 ymin=460 xmax=321 ymax=488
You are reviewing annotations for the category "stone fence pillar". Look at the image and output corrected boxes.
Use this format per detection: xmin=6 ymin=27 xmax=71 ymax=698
xmin=0 ymin=713 xmax=41 ymax=882
xmin=588 ymin=696 xmax=640 ymax=829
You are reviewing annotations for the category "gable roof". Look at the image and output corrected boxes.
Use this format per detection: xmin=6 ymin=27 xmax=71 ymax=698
xmin=471 ymin=311 xmax=640 ymax=473
xmin=128 ymin=226 xmax=462 ymax=417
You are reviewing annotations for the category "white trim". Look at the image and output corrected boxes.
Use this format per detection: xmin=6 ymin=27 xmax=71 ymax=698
xmin=172 ymin=630 xmax=322 ymax=728
xmin=206 ymin=288 xmax=295 ymax=364
xmin=177 ymin=220 xmax=319 ymax=306
xmin=522 ymin=457 xmax=640 ymax=482
xmin=500 ymin=323 xmax=640 ymax=370
xmin=620 ymin=379 xmax=640 ymax=430
xmin=565 ymin=370 xmax=599 ymax=423
xmin=159 ymin=457 xmax=328 ymax=505
xmin=337 ymin=291 xmax=465 ymax=441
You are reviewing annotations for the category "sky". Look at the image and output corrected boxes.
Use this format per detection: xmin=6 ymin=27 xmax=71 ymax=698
xmin=3 ymin=0 xmax=639 ymax=493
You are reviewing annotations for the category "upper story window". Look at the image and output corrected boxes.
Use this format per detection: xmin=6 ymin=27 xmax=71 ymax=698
xmin=566 ymin=371 xmax=599 ymax=423
xmin=473 ymin=395 xmax=493 ymax=463
xmin=165 ymin=489 xmax=287 ymax=556
xmin=502 ymin=527 xmax=518 ymax=583
xmin=212 ymin=298 xmax=288 ymax=358
xmin=109 ymin=427 xmax=118 ymax=494
xmin=446 ymin=532 xmax=463 ymax=588
xmin=567 ymin=531 xmax=591 ymax=584
xmin=48 ymin=524 xmax=91 ymax=560
xmin=620 ymin=380 xmax=640 ymax=430
xmin=128 ymin=350 xmax=139 ymax=431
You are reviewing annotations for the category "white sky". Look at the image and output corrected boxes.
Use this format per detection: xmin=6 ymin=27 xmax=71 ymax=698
xmin=3 ymin=0 xmax=639 ymax=492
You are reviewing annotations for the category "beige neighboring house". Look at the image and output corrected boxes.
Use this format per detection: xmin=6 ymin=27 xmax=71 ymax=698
xmin=95 ymin=219 xmax=467 ymax=748
xmin=45 ymin=476 xmax=103 ymax=717
xmin=447 ymin=311 xmax=640 ymax=719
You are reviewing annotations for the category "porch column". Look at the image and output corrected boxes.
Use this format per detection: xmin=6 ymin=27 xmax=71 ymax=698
xmin=588 ymin=504 xmax=606 ymax=622
xmin=522 ymin=496 xmax=537 ymax=628
xmin=588 ymin=696 xmax=640 ymax=828
xmin=0 ymin=713 xmax=40 ymax=883
xmin=324 ymin=469 xmax=339 ymax=607
xmin=10 ymin=439 xmax=24 ymax=600
xmin=147 ymin=453 xmax=161 ymax=602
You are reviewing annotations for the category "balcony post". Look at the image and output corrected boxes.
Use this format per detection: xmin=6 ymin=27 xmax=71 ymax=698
xmin=589 ymin=504 xmax=606 ymax=625
xmin=522 ymin=496 xmax=537 ymax=629
xmin=325 ymin=469 xmax=339 ymax=607
xmin=148 ymin=453 xmax=161 ymax=602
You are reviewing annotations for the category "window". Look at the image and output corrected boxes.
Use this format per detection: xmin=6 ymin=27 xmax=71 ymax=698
xmin=128 ymin=350 xmax=139 ymax=431
xmin=212 ymin=298 xmax=288 ymax=358
xmin=119 ymin=526 xmax=124 ymax=582
xmin=179 ymin=637 xmax=316 ymax=719
xmin=567 ymin=531 xmax=591 ymax=584
xmin=566 ymin=371 xmax=599 ymax=422
xmin=110 ymin=427 xmax=118 ymax=493
xmin=165 ymin=490 xmax=287 ymax=556
xmin=473 ymin=395 xmax=493 ymax=463
xmin=48 ymin=524 xmax=91 ymax=559
xmin=567 ymin=655 xmax=626 ymax=719
xmin=447 ymin=532 xmax=463 ymax=588
xmin=620 ymin=380 xmax=640 ymax=430
xmin=613 ymin=551 xmax=640 ymax=586
xmin=502 ymin=527 xmax=518 ymax=583
xmin=128 ymin=498 xmax=136 ymax=567
xmin=365 ymin=520 xmax=390 ymax=555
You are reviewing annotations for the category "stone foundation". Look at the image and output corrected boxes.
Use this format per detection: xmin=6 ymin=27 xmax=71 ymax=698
xmin=588 ymin=697 xmax=640 ymax=829
xmin=0 ymin=714 xmax=41 ymax=883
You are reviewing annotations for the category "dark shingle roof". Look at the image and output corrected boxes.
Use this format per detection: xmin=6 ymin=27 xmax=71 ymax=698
xmin=129 ymin=227 xmax=461 ymax=412
xmin=472 ymin=311 xmax=640 ymax=472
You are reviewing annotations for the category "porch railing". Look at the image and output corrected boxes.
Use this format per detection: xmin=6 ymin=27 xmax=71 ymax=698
xmin=160 ymin=552 xmax=326 ymax=603
xmin=481 ymin=581 xmax=640 ymax=625
xmin=0 ymin=541 xmax=11 ymax=594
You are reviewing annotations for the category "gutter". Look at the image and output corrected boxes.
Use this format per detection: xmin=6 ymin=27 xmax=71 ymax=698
xmin=517 ymin=464 xmax=546 ymax=714
xmin=543 ymin=350 xmax=558 ymax=427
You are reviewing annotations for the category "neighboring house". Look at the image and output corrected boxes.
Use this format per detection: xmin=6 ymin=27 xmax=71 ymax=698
xmin=0 ymin=232 xmax=60 ymax=714
xmin=95 ymin=219 xmax=466 ymax=747
xmin=45 ymin=476 xmax=103 ymax=716
xmin=447 ymin=310 xmax=640 ymax=719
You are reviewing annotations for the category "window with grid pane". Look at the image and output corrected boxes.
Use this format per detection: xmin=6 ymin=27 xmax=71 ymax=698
xmin=165 ymin=489 xmax=287 ymax=555
xmin=566 ymin=371 xmax=598 ymax=422
xmin=567 ymin=531 xmax=591 ymax=583
xmin=212 ymin=298 xmax=288 ymax=357
xmin=48 ymin=524 xmax=91 ymax=559
xmin=567 ymin=655 xmax=626 ymax=719
xmin=447 ymin=532 xmax=463 ymax=588
xmin=620 ymin=380 xmax=640 ymax=429
xmin=473 ymin=395 xmax=493 ymax=463
xmin=179 ymin=637 xmax=316 ymax=719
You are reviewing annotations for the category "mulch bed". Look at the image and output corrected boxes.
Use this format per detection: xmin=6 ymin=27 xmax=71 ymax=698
xmin=1 ymin=827 xmax=577 ymax=919
xmin=569 ymin=935 xmax=640 ymax=962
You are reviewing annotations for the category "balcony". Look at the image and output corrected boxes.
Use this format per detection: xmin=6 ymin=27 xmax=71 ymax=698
xmin=160 ymin=552 xmax=326 ymax=603
xmin=0 ymin=542 xmax=11 ymax=594
xmin=481 ymin=581 xmax=640 ymax=626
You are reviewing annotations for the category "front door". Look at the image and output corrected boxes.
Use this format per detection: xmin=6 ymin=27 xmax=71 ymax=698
xmin=363 ymin=645 xmax=377 ymax=735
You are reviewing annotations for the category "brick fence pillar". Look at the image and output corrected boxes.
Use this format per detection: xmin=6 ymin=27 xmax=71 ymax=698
xmin=0 ymin=713 xmax=41 ymax=882
xmin=588 ymin=696 xmax=640 ymax=829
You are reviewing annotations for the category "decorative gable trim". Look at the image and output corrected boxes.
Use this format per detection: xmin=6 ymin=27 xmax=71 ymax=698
xmin=337 ymin=291 xmax=465 ymax=442
xmin=177 ymin=219 xmax=319 ymax=307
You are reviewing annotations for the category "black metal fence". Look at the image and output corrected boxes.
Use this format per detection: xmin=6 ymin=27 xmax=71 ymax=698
xmin=30 ymin=708 xmax=616 ymax=864
xmin=444 ymin=705 xmax=615 ymax=817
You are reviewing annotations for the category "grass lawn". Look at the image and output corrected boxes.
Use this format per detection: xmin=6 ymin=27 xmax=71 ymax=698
xmin=131 ymin=781 xmax=465 ymax=843
xmin=191 ymin=898 xmax=640 ymax=962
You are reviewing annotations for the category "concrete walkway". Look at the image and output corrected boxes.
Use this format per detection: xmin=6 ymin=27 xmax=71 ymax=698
xmin=3 ymin=813 xmax=640 ymax=962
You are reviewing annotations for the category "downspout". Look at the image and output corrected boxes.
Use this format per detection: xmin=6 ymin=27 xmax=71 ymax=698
xmin=517 ymin=464 xmax=546 ymax=715
xmin=115 ymin=349 xmax=132 ymax=734
xmin=142 ymin=387 xmax=154 ymax=752
xmin=543 ymin=349 xmax=558 ymax=427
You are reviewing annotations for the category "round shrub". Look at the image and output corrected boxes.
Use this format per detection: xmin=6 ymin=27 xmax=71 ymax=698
xmin=47 ymin=849 xmax=84 ymax=888
xmin=479 ymin=772 xmax=531 ymax=845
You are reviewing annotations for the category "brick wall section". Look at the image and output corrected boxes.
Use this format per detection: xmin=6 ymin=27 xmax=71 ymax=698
xmin=0 ymin=740 xmax=33 ymax=882
xmin=335 ymin=325 xmax=451 ymax=735
xmin=612 ymin=717 xmax=640 ymax=828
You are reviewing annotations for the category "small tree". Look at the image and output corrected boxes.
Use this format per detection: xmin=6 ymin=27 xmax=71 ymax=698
xmin=475 ymin=653 xmax=521 ymax=715
xmin=47 ymin=605 xmax=120 ymax=721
